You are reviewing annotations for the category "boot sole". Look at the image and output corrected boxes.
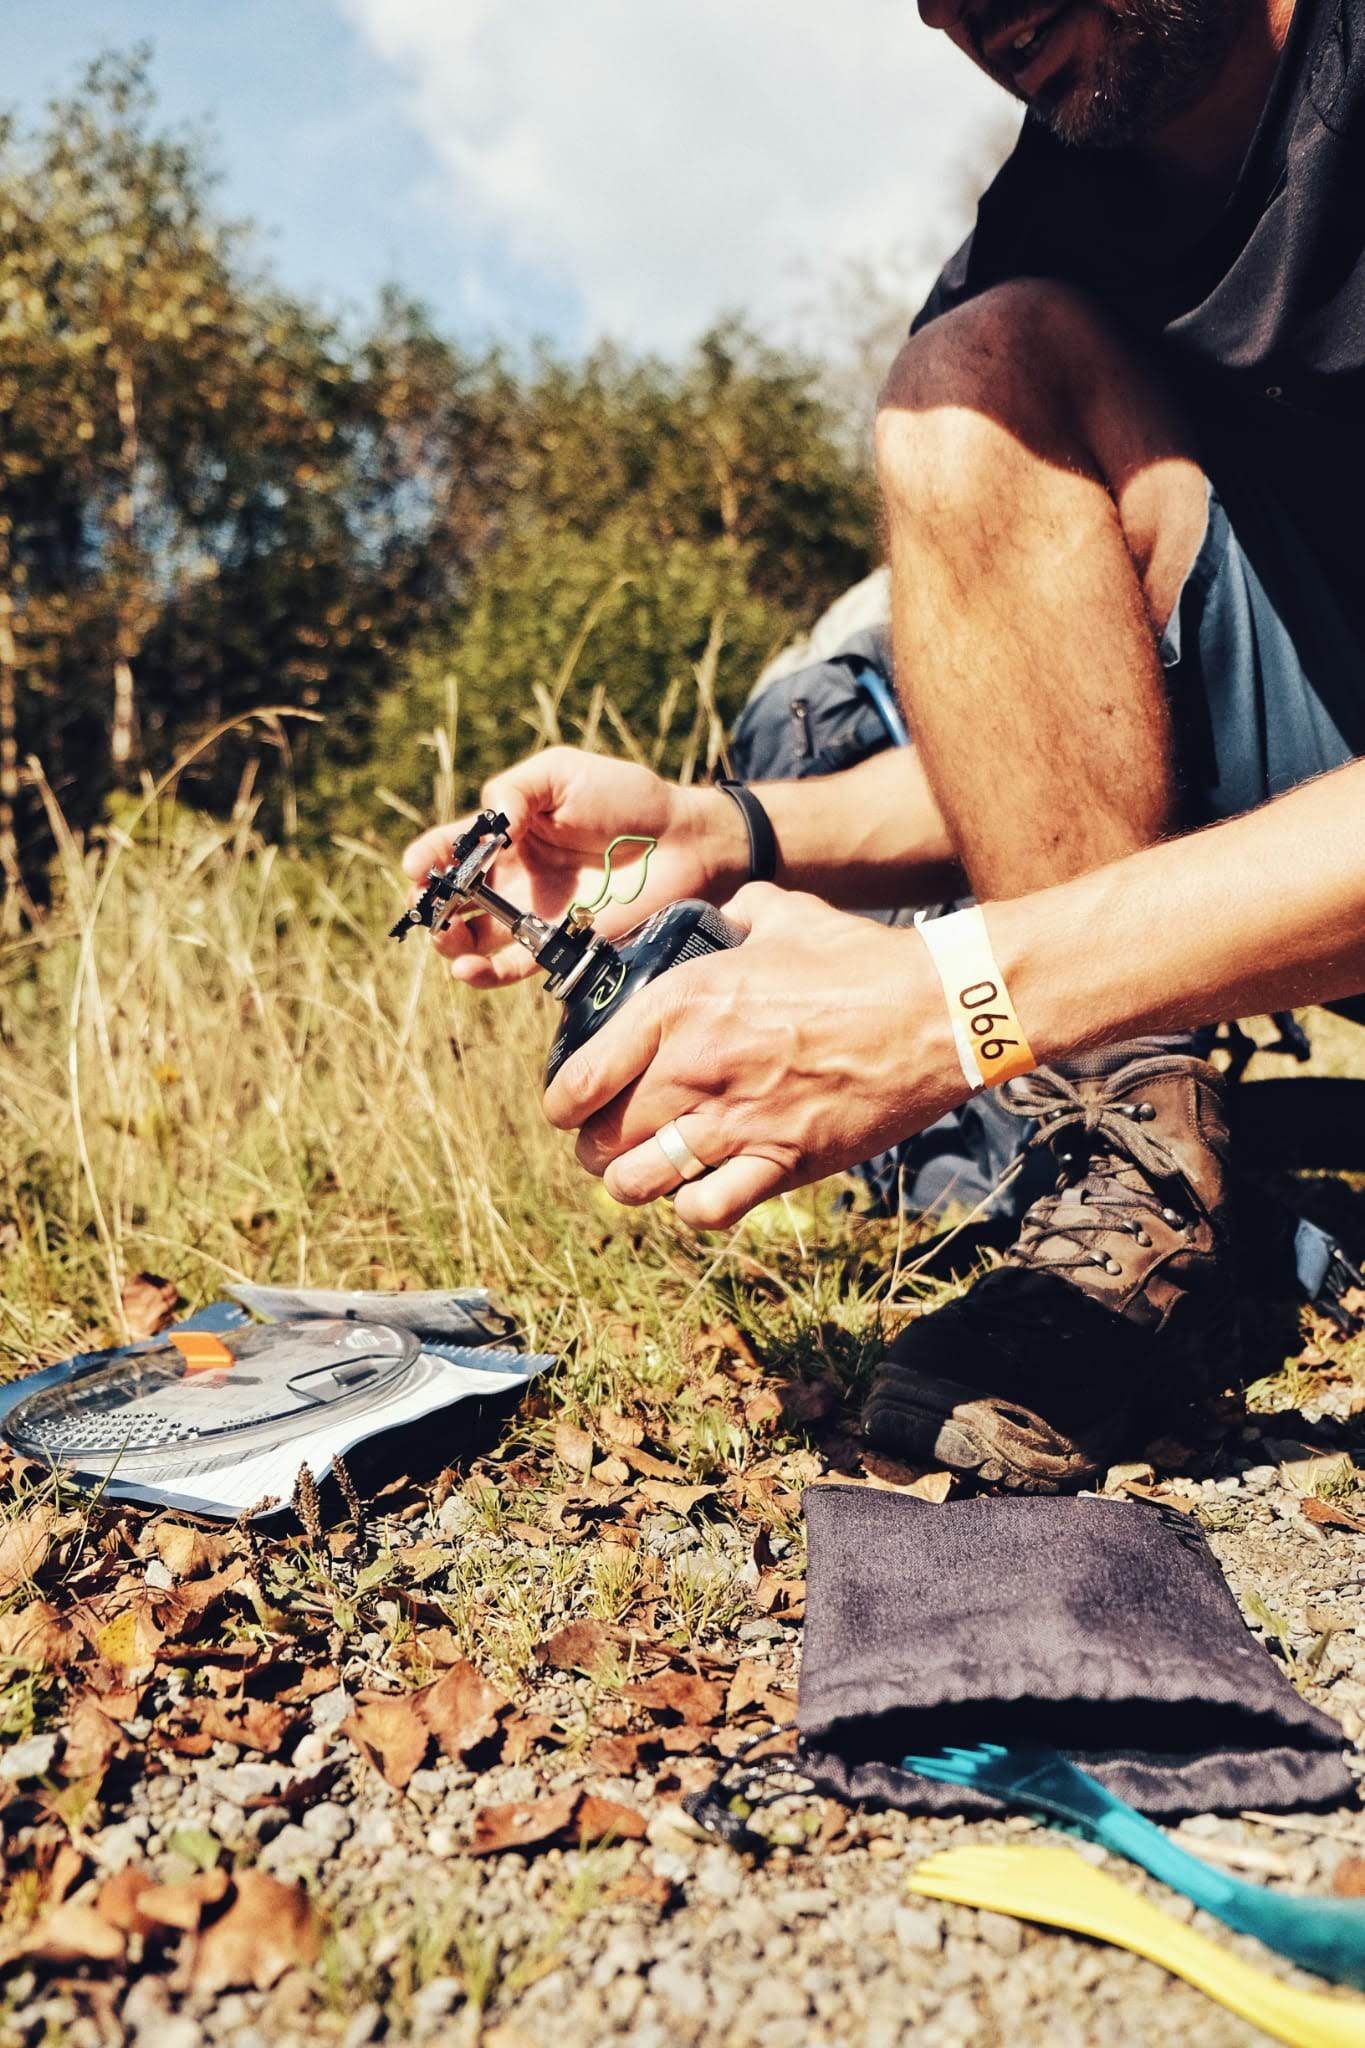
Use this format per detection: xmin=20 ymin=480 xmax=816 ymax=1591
xmin=864 ymin=1301 xmax=1243 ymax=1496
xmin=864 ymin=1371 xmax=1115 ymax=1492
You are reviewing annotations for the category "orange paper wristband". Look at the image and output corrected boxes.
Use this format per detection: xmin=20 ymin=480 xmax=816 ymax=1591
xmin=915 ymin=906 xmax=1037 ymax=1093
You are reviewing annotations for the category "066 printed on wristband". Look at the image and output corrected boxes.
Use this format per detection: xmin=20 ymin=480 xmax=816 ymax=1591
xmin=915 ymin=906 xmax=1037 ymax=1093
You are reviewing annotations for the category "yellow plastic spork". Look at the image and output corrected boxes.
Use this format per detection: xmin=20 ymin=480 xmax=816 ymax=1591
xmin=908 ymin=1843 xmax=1365 ymax=2048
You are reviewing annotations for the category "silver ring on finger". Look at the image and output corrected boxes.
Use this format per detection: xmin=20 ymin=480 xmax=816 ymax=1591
xmin=654 ymin=1119 xmax=707 ymax=1183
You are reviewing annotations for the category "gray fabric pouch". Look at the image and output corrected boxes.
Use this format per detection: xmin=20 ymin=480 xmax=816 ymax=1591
xmin=798 ymin=1486 xmax=1355 ymax=1818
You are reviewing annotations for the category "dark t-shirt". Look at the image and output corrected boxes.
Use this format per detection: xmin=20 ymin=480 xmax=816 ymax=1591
xmin=915 ymin=0 xmax=1365 ymax=631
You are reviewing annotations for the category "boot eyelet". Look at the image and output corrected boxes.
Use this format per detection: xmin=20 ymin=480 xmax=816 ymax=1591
xmin=1106 ymin=1258 xmax=1122 ymax=1275
xmin=1161 ymin=1207 xmax=1180 ymax=1225
xmin=1135 ymin=1230 xmax=1151 ymax=1248
xmin=1139 ymin=1103 xmax=1156 ymax=1120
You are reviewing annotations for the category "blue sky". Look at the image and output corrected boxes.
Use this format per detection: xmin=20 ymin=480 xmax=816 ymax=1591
xmin=0 ymin=1 xmax=1012 ymax=355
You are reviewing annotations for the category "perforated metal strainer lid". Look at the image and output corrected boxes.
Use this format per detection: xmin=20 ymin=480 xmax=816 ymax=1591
xmin=3 ymin=1317 xmax=421 ymax=1475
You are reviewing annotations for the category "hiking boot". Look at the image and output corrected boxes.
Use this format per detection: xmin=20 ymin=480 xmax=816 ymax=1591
xmin=862 ymin=1043 xmax=1238 ymax=1491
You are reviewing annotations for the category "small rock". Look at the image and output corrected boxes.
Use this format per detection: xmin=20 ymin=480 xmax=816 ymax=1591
xmin=976 ymin=1908 xmax=1024 ymax=1957
xmin=242 ymin=1804 xmax=289 ymax=1844
xmin=860 ymin=1896 xmax=897 ymax=1938
xmin=648 ymin=1956 xmax=709 ymax=2023
xmin=121 ymin=1977 xmax=171 ymax=2036
xmin=89 ymin=1818 xmax=151 ymax=1870
xmin=892 ymin=1903 xmax=944 ymax=1954
xmin=144 ymin=1560 xmax=175 ymax=1591
xmin=205 ymin=1761 xmax=282 ymax=1806
xmin=133 ymin=2019 xmax=201 ymax=2048
xmin=693 ymin=1848 xmax=743 ymax=1903
xmin=301 ymin=1800 xmax=353 ymax=1847
xmin=1 ymin=1733 xmax=58 ymax=1781
xmin=776 ymin=1887 xmax=833 ymax=1920
xmin=354 ymin=1810 xmax=397 ymax=1851
xmin=258 ymin=1824 xmax=322 ymax=1873
xmin=604 ymin=1974 xmax=645 ymax=2025
xmin=309 ymin=1685 xmax=354 ymax=1730
xmin=409 ymin=1976 xmax=461 ymax=2029
xmin=646 ymin=1807 xmax=707 ymax=1851
xmin=340 ymin=2004 xmax=384 ymax=2048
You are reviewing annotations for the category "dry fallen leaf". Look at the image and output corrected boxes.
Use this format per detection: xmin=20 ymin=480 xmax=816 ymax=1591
xmin=607 ymin=1868 xmax=675 ymax=1909
xmin=469 ymin=1789 xmax=579 ymax=1856
xmin=614 ymin=1443 xmax=682 ymax=1481
xmin=0 ymin=1506 xmax=54 ymax=1598
xmin=139 ymin=1868 xmax=230 ymax=1932
xmin=623 ymin=1670 xmax=723 ymax=1726
xmin=1333 ymin=1856 xmax=1365 ymax=1898
xmin=95 ymin=1867 xmax=155 ymax=1936
xmin=725 ymin=1660 xmax=773 ymax=1719
xmin=535 ymin=1618 xmax=620 ymax=1675
xmin=0 ymin=1600 xmax=72 ymax=1669
xmin=742 ymin=1388 xmax=784 ymax=1434
xmin=587 ymin=1732 xmax=651 ymax=1774
xmin=43 ymin=1841 xmax=87 ymax=1907
xmin=120 ymin=1272 xmax=181 ymax=1339
xmin=501 ymin=1712 xmax=563 ymax=1765
xmin=181 ymin=1697 xmax=290 ymax=1756
xmin=1301 ymin=1495 xmax=1365 ymax=1534
xmin=62 ymin=1696 xmax=123 ymax=1784
xmin=11 ymin=1892 xmax=126 ymax=1967
xmin=596 ymin=1408 xmax=644 ymax=1449
xmin=752 ymin=1574 xmax=806 ymax=1618
xmin=576 ymin=1794 xmax=647 ymax=1843
xmin=156 ymin=1561 xmax=249 ymax=1638
xmin=419 ymin=1659 xmax=509 ymax=1762
xmin=142 ymin=1522 xmax=238 ymax=1580
xmin=342 ymin=1694 xmax=430 ymax=1790
xmin=185 ymin=1870 xmax=318 ymax=1994
xmin=637 ymin=1480 xmax=718 ymax=1514
xmin=91 ymin=1603 xmax=164 ymax=1677
xmin=275 ymin=1663 xmax=343 ymax=1704
xmin=553 ymin=1423 xmax=594 ymax=1476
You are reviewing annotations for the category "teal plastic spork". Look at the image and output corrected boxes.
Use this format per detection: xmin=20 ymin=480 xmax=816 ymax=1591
xmin=899 ymin=1739 xmax=1365 ymax=1991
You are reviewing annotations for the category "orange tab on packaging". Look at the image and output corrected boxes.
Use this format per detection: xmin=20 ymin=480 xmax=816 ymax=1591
xmin=166 ymin=1330 xmax=235 ymax=1373
xmin=915 ymin=906 xmax=1037 ymax=1093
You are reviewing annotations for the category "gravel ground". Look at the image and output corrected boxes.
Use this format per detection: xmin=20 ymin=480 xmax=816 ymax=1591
xmin=7 ymin=1379 xmax=1363 ymax=2048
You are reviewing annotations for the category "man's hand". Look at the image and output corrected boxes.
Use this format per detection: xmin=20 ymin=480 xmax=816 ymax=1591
xmin=543 ymin=884 xmax=967 ymax=1229
xmin=401 ymin=747 xmax=749 ymax=986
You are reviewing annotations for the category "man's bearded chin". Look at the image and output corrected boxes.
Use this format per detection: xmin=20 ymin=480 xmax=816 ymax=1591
xmin=1030 ymin=0 xmax=1240 ymax=146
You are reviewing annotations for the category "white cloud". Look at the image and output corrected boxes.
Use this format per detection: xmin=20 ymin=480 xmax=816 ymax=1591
xmin=336 ymin=0 xmax=1017 ymax=352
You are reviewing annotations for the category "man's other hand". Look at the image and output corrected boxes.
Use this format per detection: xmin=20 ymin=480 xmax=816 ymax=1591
xmin=543 ymin=884 xmax=967 ymax=1228
xmin=401 ymin=747 xmax=749 ymax=987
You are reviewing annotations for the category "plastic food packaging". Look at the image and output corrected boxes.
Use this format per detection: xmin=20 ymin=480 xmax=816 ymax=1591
xmin=0 ymin=1291 xmax=554 ymax=1518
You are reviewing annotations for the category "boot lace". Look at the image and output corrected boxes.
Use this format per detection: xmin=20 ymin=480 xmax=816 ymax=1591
xmin=999 ymin=1059 xmax=1203 ymax=1279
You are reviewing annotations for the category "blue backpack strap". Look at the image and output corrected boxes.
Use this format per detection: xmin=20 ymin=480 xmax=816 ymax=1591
xmin=850 ymin=661 xmax=909 ymax=749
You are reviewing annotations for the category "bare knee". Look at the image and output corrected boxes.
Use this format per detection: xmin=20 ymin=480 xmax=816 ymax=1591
xmin=875 ymin=279 xmax=1206 ymax=623
xmin=878 ymin=279 xmax=1106 ymax=422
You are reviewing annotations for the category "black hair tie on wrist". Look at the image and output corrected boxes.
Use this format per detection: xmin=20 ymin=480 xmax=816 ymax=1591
xmin=715 ymin=778 xmax=778 ymax=884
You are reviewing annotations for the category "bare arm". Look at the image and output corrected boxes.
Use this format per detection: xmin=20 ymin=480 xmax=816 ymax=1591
xmin=697 ymin=747 xmax=963 ymax=908
xmin=995 ymin=758 xmax=1365 ymax=1054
